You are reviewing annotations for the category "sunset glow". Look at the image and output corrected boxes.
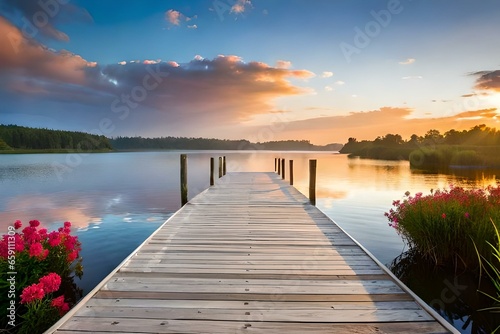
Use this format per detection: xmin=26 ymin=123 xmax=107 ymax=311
xmin=1 ymin=0 xmax=499 ymax=144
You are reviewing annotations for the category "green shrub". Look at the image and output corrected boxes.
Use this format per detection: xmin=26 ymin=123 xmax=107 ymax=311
xmin=386 ymin=185 xmax=500 ymax=269
xmin=450 ymin=150 xmax=484 ymax=166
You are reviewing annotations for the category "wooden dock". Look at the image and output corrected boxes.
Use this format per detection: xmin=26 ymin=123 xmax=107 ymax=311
xmin=47 ymin=172 xmax=457 ymax=333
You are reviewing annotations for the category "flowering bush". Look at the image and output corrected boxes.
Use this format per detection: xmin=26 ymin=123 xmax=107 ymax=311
xmin=0 ymin=220 xmax=83 ymax=333
xmin=386 ymin=185 xmax=500 ymax=269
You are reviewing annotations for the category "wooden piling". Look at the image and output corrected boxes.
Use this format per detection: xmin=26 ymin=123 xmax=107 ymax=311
xmin=219 ymin=157 xmax=223 ymax=178
xmin=289 ymin=160 xmax=294 ymax=185
xmin=223 ymin=156 xmax=226 ymax=175
xmin=281 ymin=158 xmax=285 ymax=180
xmin=274 ymin=158 xmax=277 ymax=172
xmin=210 ymin=157 xmax=214 ymax=186
xmin=180 ymin=154 xmax=188 ymax=206
xmin=309 ymin=159 xmax=317 ymax=205
xmin=277 ymin=158 xmax=281 ymax=175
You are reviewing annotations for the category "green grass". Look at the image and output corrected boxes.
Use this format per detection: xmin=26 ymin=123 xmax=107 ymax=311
xmin=474 ymin=221 xmax=500 ymax=333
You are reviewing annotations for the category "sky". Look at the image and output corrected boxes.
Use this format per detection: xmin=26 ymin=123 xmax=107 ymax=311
xmin=0 ymin=0 xmax=499 ymax=145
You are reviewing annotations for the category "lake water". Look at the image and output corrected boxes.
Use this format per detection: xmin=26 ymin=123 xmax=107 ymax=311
xmin=1 ymin=151 xmax=499 ymax=333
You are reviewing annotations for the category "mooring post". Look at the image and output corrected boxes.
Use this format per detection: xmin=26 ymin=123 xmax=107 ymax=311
xmin=223 ymin=156 xmax=226 ymax=175
xmin=281 ymin=158 xmax=285 ymax=180
xmin=309 ymin=159 xmax=317 ymax=205
xmin=274 ymin=158 xmax=277 ymax=172
xmin=219 ymin=157 xmax=223 ymax=178
xmin=180 ymin=154 xmax=188 ymax=206
xmin=289 ymin=160 xmax=294 ymax=185
xmin=210 ymin=157 xmax=214 ymax=186
xmin=277 ymin=158 xmax=281 ymax=175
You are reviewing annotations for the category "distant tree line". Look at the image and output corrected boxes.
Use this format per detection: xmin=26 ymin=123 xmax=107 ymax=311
xmin=0 ymin=124 xmax=112 ymax=151
xmin=110 ymin=137 xmax=342 ymax=151
xmin=340 ymin=125 xmax=500 ymax=168
xmin=0 ymin=124 xmax=343 ymax=152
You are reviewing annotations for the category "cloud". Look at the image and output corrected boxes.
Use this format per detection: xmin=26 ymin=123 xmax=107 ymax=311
xmin=165 ymin=9 xmax=182 ymax=25
xmin=461 ymin=93 xmax=476 ymax=98
xmin=321 ymin=71 xmax=333 ymax=78
xmin=0 ymin=21 xmax=315 ymax=132
xmin=472 ymin=70 xmax=500 ymax=92
xmin=253 ymin=107 xmax=499 ymax=144
xmin=276 ymin=60 xmax=292 ymax=69
xmin=399 ymin=58 xmax=415 ymax=65
xmin=0 ymin=17 xmax=92 ymax=86
xmin=402 ymin=76 xmax=423 ymax=80
xmin=335 ymin=80 xmax=345 ymax=85
xmin=0 ymin=0 xmax=92 ymax=42
xmin=165 ymin=9 xmax=197 ymax=27
xmin=324 ymin=86 xmax=334 ymax=92
xmin=231 ymin=0 xmax=252 ymax=14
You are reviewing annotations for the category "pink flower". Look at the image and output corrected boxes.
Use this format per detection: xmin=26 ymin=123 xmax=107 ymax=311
xmin=29 ymin=220 xmax=40 ymax=227
xmin=63 ymin=235 xmax=78 ymax=252
xmin=20 ymin=283 xmax=45 ymax=304
xmin=14 ymin=220 xmax=22 ymax=229
xmin=441 ymin=213 xmax=446 ymax=219
xmin=51 ymin=295 xmax=70 ymax=315
xmin=29 ymin=242 xmax=44 ymax=257
xmin=464 ymin=212 xmax=470 ymax=219
xmin=39 ymin=273 xmax=61 ymax=293
xmin=51 ymin=295 xmax=65 ymax=308
xmin=67 ymin=250 xmax=78 ymax=263
xmin=64 ymin=221 xmax=71 ymax=228
xmin=15 ymin=234 xmax=24 ymax=252
xmin=38 ymin=228 xmax=48 ymax=239
xmin=48 ymin=231 xmax=61 ymax=247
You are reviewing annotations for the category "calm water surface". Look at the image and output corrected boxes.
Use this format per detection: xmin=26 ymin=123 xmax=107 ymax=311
xmin=1 ymin=151 xmax=498 ymax=333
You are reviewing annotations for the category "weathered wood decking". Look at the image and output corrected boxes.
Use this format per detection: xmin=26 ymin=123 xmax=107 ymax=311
xmin=47 ymin=172 xmax=457 ymax=333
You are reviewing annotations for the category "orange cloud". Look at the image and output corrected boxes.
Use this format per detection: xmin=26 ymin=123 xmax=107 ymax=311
xmin=0 ymin=17 xmax=92 ymax=86
xmin=231 ymin=0 xmax=252 ymax=14
xmin=245 ymin=107 xmax=499 ymax=145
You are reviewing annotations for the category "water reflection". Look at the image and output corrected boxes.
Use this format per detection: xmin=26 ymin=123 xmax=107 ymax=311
xmin=390 ymin=250 xmax=500 ymax=334
xmin=1 ymin=151 xmax=499 ymax=333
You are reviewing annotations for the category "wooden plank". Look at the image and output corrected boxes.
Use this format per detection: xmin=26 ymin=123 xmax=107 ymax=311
xmin=57 ymin=318 xmax=449 ymax=334
xmin=47 ymin=172 xmax=456 ymax=334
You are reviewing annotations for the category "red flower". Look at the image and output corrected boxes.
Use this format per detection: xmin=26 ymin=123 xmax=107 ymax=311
xmin=48 ymin=231 xmax=61 ymax=247
xmin=39 ymin=248 xmax=49 ymax=260
xmin=29 ymin=220 xmax=40 ymax=227
xmin=29 ymin=242 xmax=44 ymax=257
xmin=15 ymin=234 xmax=24 ymax=252
xmin=51 ymin=295 xmax=65 ymax=308
xmin=14 ymin=220 xmax=22 ymax=229
xmin=23 ymin=226 xmax=41 ymax=244
xmin=441 ymin=213 xmax=446 ymax=219
xmin=38 ymin=228 xmax=48 ymax=239
xmin=64 ymin=221 xmax=71 ymax=228
xmin=63 ymin=235 xmax=78 ymax=252
xmin=67 ymin=250 xmax=78 ymax=263
xmin=60 ymin=302 xmax=70 ymax=315
xmin=20 ymin=283 xmax=45 ymax=304
xmin=51 ymin=295 xmax=70 ymax=315
xmin=39 ymin=273 xmax=61 ymax=293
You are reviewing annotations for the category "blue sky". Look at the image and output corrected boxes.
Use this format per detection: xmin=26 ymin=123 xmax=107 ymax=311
xmin=1 ymin=0 xmax=499 ymax=144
